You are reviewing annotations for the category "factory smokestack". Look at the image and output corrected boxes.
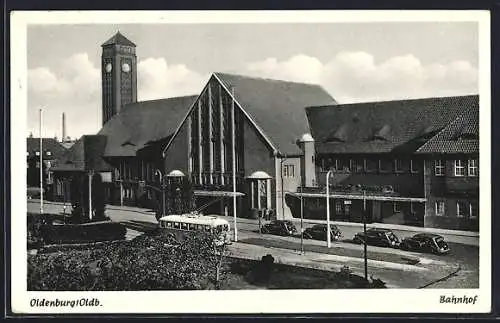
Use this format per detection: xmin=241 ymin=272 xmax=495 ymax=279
xmin=62 ymin=112 xmax=66 ymax=143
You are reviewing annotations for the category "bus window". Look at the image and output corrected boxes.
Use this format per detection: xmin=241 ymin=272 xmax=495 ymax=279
xmin=167 ymin=222 xmax=172 ymax=228
xmin=173 ymin=222 xmax=180 ymax=229
xmin=196 ymin=224 xmax=203 ymax=231
xmin=181 ymin=223 xmax=188 ymax=230
xmin=204 ymin=225 xmax=211 ymax=232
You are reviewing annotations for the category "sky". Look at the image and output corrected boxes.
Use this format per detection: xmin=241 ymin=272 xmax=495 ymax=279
xmin=27 ymin=22 xmax=479 ymax=140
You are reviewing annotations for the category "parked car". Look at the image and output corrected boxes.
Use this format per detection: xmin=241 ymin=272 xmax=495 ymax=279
xmin=261 ymin=220 xmax=298 ymax=236
xmin=303 ymin=224 xmax=342 ymax=241
xmin=400 ymin=233 xmax=450 ymax=255
xmin=353 ymin=228 xmax=400 ymax=248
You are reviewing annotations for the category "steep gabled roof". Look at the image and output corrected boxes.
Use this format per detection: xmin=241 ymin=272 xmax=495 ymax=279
xmin=214 ymin=72 xmax=337 ymax=155
xmin=101 ymin=31 xmax=136 ymax=47
xmin=306 ymin=95 xmax=478 ymax=154
xmin=416 ymin=106 xmax=479 ymax=154
xmin=98 ymin=95 xmax=197 ymax=157
xmin=52 ymin=135 xmax=112 ymax=172
xmin=27 ymin=137 xmax=67 ymax=159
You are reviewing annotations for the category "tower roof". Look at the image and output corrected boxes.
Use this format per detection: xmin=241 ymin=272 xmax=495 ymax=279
xmin=101 ymin=31 xmax=136 ymax=47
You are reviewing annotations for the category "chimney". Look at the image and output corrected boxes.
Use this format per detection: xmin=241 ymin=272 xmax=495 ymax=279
xmin=62 ymin=112 xmax=66 ymax=143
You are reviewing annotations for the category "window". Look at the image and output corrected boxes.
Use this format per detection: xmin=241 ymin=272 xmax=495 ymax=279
xmin=457 ymin=201 xmax=467 ymax=218
xmin=468 ymin=159 xmax=478 ymax=176
xmin=470 ymin=202 xmax=478 ymax=219
xmin=410 ymin=160 xmax=418 ymax=173
xmin=379 ymin=159 xmax=390 ymax=172
xmin=283 ymin=164 xmax=295 ymax=178
xmin=410 ymin=202 xmax=415 ymax=214
xmin=435 ymin=160 xmax=445 ymax=176
xmin=365 ymin=158 xmax=377 ymax=173
xmin=46 ymin=151 xmax=52 ymax=156
xmin=335 ymin=201 xmax=342 ymax=214
xmin=344 ymin=203 xmax=351 ymax=216
xmin=352 ymin=159 xmax=363 ymax=173
xmin=454 ymin=160 xmax=465 ymax=176
xmin=181 ymin=222 xmax=188 ymax=230
xmin=435 ymin=201 xmax=445 ymax=216
xmin=393 ymin=202 xmax=401 ymax=213
xmin=173 ymin=222 xmax=180 ymax=229
xmin=394 ymin=159 xmax=403 ymax=173
xmin=35 ymin=151 xmax=40 ymax=156
xmin=320 ymin=158 xmax=326 ymax=172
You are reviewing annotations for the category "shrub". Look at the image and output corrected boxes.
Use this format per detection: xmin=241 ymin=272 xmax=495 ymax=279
xmin=28 ymin=231 xmax=229 ymax=291
xmin=40 ymin=221 xmax=126 ymax=245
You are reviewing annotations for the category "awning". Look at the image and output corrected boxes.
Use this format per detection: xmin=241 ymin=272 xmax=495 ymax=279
xmin=194 ymin=190 xmax=245 ymax=197
xmin=287 ymin=191 xmax=426 ymax=203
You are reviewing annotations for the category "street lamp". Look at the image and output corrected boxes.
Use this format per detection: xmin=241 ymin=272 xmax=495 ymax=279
xmin=363 ymin=189 xmax=368 ymax=282
xmin=325 ymin=170 xmax=333 ymax=248
xmin=300 ymin=185 xmax=304 ymax=254
xmin=155 ymin=169 xmax=165 ymax=217
xmin=39 ymin=108 xmax=44 ymax=214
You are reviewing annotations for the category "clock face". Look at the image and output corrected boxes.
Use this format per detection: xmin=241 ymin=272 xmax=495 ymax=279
xmin=105 ymin=63 xmax=112 ymax=73
xmin=122 ymin=63 xmax=131 ymax=73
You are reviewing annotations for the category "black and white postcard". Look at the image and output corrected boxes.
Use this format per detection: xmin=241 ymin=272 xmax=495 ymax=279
xmin=10 ymin=10 xmax=491 ymax=314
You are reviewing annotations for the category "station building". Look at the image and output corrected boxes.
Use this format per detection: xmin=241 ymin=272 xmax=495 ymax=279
xmin=50 ymin=31 xmax=480 ymax=231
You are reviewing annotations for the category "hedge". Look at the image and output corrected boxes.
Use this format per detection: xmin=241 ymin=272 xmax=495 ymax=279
xmin=40 ymin=221 xmax=126 ymax=244
xmin=28 ymin=231 xmax=227 ymax=291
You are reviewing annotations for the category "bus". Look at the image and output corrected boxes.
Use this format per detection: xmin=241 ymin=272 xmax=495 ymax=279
xmin=158 ymin=212 xmax=231 ymax=246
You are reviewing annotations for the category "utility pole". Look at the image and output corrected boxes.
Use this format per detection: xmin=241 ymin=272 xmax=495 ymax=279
xmin=231 ymin=86 xmax=237 ymax=242
xmin=300 ymin=185 xmax=304 ymax=254
xmin=363 ymin=190 xmax=368 ymax=282
xmin=325 ymin=170 xmax=332 ymax=248
xmin=89 ymin=170 xmax=94 ymax=221
xmin=39 ymin=108 xmax=44 ymax=214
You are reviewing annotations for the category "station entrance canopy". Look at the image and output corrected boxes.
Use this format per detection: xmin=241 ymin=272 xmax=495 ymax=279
xmin=194 ymin=190 xmax=245 ymax=198
xmin=286 ymin=191 xmax=426 ymax=203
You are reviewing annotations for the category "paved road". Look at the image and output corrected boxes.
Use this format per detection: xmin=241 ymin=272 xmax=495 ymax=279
xmin=27 ymin=200 xmax=479 ymax=288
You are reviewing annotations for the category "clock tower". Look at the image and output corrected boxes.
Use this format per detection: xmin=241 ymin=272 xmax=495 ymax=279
xmin=101 ymin=31 xmax=138 ymax=125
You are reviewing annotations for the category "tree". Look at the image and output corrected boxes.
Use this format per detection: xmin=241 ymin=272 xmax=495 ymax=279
xmin=70 ymin=175 xmax=85 ymax=223
xmin=179 ymin=178 xmax=196 ymax=213
xmin=91 ymin=174 xmax=106 ymax=220
xmin=69 ymin=172 xmax=107 ymax=223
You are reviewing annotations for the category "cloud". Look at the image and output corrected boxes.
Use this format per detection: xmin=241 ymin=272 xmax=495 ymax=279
xmin=27 ymin=50 xmax=479 ymax=139
xmin=137 ymin=57 xmax=207 ymax=100
xmin=244 ymin=52 xmax=478 ymax=103
xmin=28 ymin=54 xmax=207 ymax=138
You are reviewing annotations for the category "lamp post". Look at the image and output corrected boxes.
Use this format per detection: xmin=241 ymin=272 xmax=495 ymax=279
xmin=363 ymin=189 xmax=368 ymax=282
xmin=325 ymin=170 xmax=333 ymax=248
xmin=39 ymin=108 xmax=44 ymax=214
xmin=88 ymin=170 xmax=94 ymax=221
xmin=300 ymin=185 xmax=304 ymax=254
xmin=155 ymin=169 xmax=165 ymax=217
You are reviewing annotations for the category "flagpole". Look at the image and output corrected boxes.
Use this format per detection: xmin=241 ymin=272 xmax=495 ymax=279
xmin=39 ymin=108 xmax=44 ymax=214
xmin=231 ymin=86 xmax=237 ymax=242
